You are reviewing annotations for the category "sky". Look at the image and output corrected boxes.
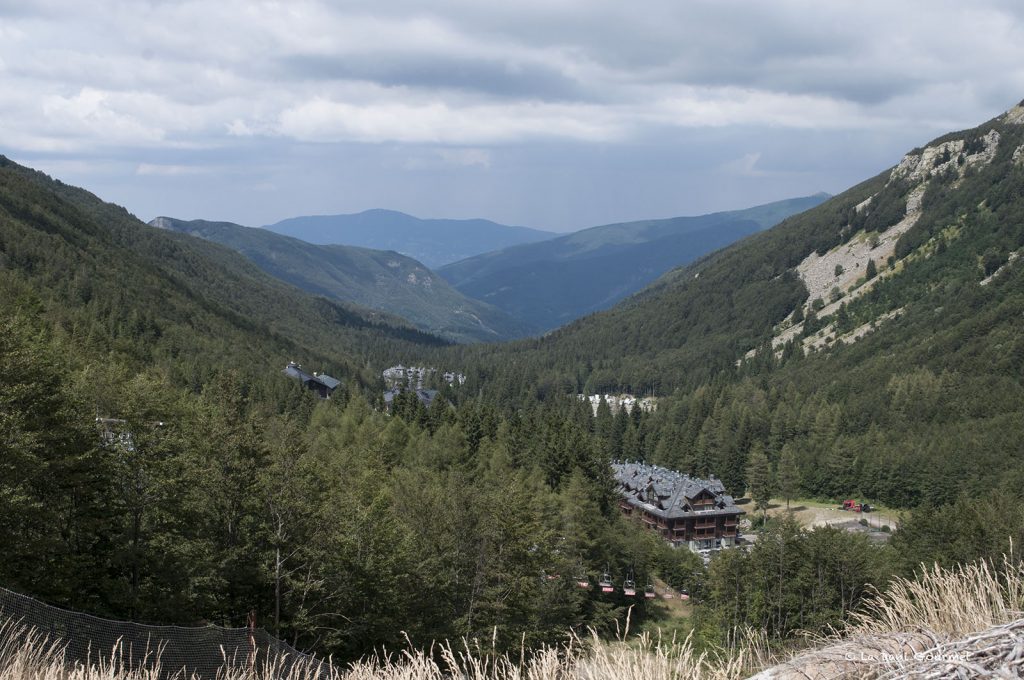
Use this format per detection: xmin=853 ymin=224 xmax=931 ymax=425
xmin=3 ymin=1 xmax=1024 ymax=232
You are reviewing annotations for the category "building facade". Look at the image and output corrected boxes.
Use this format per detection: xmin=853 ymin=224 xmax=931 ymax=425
xmin=612 ymin=462 xmax=743 ymax=551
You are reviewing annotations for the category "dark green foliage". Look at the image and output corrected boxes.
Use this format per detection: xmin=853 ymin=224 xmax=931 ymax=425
xmin=0 ymin=156 xmax=447 ymax=393
xmin=746 ymin=444 xmax=773 ymax=519
xmin=0 ymin=157 xmax=675 ymax=660
xmin=700 ymin=518 xmax=893 ymax=640
xmin=892 ymin=489 xmax=1024 ymax=575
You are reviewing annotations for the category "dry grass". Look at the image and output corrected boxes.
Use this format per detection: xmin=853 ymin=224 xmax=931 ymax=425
xmin=851 ymin=554 xmax=1024 ymax=637
xmin=752 ymin=553 xmax=1024 ymax=678
xmin=0 ymin=615 xmax=769 ymax=680
xmin=12 ymin=556 xmax=1023 ymax=680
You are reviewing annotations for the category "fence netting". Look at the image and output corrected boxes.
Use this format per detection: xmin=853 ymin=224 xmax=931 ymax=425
xmin=0 ymin=586 xmax=333 ymax=680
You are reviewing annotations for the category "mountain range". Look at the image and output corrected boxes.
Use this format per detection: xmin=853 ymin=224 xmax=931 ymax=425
xmin=455 ymin=104 xmax=1024 ymax=394
xmin=5 ymin=98 xmax=1024 ymax=669
xmin=447 ymin=100 xmax=1024 ymax=510
xmin=150 ymin=217 xmax=535 ymax=343
xmin=262 ymin=209 xmax=555 ymax=268
xmin=438 ymin=194 xmax=829 ymax=331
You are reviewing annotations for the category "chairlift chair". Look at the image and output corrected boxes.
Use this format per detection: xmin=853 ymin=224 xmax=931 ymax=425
xmin=599 ymin=572 xmax=614 ymax=593
xmin=644 ymin=583 xmax=657 ymax=599
xmin=574 ymin=565 xmax=590 ymax=589
xmin=623 ymin=571 xmax=636 ymax=597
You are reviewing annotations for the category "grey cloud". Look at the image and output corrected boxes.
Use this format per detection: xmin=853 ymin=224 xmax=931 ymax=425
xmin=276 ymin=53 xmax=591 ymax=102
xmin=4 ymin=0 xmax=1024 ymax=231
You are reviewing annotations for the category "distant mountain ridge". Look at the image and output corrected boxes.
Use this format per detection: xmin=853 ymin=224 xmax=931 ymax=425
xmin=151 ymin=217 xmax=536 ymax=343
xmin=262 ymin=209 xmax=555 ymax=268
xmin=438 ymin=194 xmax=829 ymax=331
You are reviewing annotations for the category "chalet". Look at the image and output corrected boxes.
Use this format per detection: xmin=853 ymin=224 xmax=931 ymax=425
xmin=283 ymin=362 xmax=340 ymax=399
xmin=612 ymin=462 xmax=744 ymax=551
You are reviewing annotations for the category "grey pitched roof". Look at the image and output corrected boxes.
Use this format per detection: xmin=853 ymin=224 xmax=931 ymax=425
xmin=284 ymin=362 xmax=315 ymax=383
xmin=316 ymin=374 xmax=341 ymax=390
xmin=284 ymin=363 xmax=339 ymax=394
xmin=611 ymin=461 xmax=743 ymax=519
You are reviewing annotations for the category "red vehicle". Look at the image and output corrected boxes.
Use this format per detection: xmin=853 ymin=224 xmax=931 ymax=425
xmin=841 ymin=500 xmax=862 ymax=512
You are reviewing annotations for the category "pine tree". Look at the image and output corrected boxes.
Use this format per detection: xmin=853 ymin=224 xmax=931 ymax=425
xmin=777 ymin=444 xmax=801 ymax=509
xmin=746 ymin=444 xmax=774 ymax=521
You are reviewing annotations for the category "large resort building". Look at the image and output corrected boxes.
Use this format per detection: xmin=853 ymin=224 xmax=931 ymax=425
xmin=612 ymin=462 xmax=744 ymax=551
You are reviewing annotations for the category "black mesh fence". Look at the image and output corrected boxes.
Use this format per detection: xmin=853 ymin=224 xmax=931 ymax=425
xmin=0 ymin=586 xmax=334 ymax=680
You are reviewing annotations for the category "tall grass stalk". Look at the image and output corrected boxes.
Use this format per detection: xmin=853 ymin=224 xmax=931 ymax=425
xmin=0 ymin=618 xmax=764 ymax=680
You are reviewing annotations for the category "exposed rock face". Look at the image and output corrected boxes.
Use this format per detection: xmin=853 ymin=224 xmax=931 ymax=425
xmin=748 ymin=631 xmax=934 ymax=679
xmin=889 ymin=130 xmax=1000 ymax=185
xmin=750 ymin=618 xmax=1024 ymax=680
xmin=796 ymin=183 xmax=924 ymax=315
xmin=1004 ymin=103 xmax=1024 ymax=125
xmin=1014 ymin=143 xmax=1024 ymax=166
xmin=743 ymin=121 xmax=1006 ymax=364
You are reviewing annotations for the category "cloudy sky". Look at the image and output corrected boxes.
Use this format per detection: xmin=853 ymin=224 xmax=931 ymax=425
xmin=3 ymin=0 xmax=1024 ymax=231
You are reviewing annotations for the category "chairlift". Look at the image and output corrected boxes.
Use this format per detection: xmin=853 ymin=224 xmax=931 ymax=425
xmin=662 ymin=588 xmax=675 ymax=599
xmin=599 ymin=572 xmax=614 ymax=593
xmin=574 ymin=564 xmax=591 ymax=589
xmin=679 ymin=588 xmax=690 ymax=601
xmin=644 ymin=583 xmax=656 ymax=599
xmin=623 ymin=570 xmax=636 ymax=597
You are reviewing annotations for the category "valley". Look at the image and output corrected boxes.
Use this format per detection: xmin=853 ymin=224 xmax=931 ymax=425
xmin=4 ymin=101 xmax=1024 ymax=675
xmin=3 ymin=5 xmax=1024 ymax=677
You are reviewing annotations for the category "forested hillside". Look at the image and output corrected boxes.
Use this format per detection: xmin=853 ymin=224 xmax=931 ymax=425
xmin=0 ymin=157 xmax=449 ymax=392
xmin=150 ymin=217 xmax=535 ymax=343
xmin=438 ymin=194 xmax=827 ymax=331
xmin=0 ymin=156 xmax=698 ymax=661
xmin=437 ymin=102 xmax=1024 ymax=521
xmin=6 ymin=102 xmax=1024 ymax=670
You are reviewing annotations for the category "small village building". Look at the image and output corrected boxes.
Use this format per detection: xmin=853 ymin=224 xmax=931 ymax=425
xmin=612 ymin=461 xmax=744 ymax=551
xmin=283 ymin=362 xmax=340 ymax=399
